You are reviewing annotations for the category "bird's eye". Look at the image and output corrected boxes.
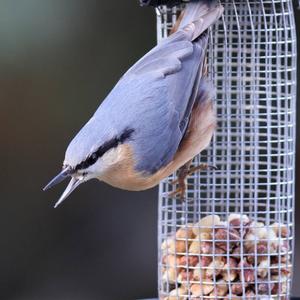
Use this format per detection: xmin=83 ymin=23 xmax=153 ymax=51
xmin=87 ymin=153 xmax=98 ymax=165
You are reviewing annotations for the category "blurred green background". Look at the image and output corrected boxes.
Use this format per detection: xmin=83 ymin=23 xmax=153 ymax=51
xmin=0 ymin=1 xmax=299 ymax=299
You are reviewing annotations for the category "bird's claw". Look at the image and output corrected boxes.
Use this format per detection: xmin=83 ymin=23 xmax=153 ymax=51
xmin=170 ymin=163 xmax=217 ymax=185
xmin=168 ymin=186 xmax=186 ymax=201
xmin=168 ymin=163 xmax=217 ymax=200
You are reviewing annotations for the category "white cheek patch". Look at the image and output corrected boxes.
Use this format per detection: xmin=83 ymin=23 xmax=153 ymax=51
xmin=101 ymin=146 xmax=123 ymax=167
xmin=86 ymin=144 xmax=132 ymax=178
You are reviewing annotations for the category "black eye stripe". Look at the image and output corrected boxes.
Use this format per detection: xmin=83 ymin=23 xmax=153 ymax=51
xmin=75 ymin=128 xmax=134 ymax=171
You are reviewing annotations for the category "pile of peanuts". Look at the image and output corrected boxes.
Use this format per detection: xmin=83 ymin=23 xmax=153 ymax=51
xmin=160 ymin=214 xmax=292 ymax=299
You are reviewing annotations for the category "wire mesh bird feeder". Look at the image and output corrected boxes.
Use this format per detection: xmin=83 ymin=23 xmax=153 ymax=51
xmin=156 ymin=1 xmax=297 ymax=299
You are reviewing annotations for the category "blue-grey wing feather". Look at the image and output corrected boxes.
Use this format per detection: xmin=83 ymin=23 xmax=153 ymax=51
xmin=124 ymin=31 xmax=193 ymax=77
xmin=91 ymin=30 xmax=208 ymax=174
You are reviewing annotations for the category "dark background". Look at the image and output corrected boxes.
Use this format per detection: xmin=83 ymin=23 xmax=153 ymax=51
xmin=1 ymin=1 xmax=299 ymax=299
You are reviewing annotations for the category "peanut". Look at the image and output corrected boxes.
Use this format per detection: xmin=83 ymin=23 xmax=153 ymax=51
xmin=176 ymin=225 xmax=195 ymax=240
xmin=270 ymin=222 xmax=289 ymax=238
xmin=257 ymin=258 xmax=270 ymax=278
xmin=191 ymin=280 xmax=214 ymax=296
xmin=162 ymin=237 xmax=187 ymax=254
xmin=206 ymin=257 xmax=225 ymax=278
xmin=162 ymin=268 xmax=177 ymax=284
xmin=192 ymin=215 xmax=221 ymax=235
xmin=167 ymin=287 xmax=187 ymax=300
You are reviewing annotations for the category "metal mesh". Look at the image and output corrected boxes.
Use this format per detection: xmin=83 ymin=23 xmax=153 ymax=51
xmin=157 ymin=1 xmax=297 ymax=299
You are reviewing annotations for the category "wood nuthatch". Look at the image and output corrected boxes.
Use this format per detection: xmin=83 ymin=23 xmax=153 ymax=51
xmin=44 ymin=1 xmax=223 ymax=207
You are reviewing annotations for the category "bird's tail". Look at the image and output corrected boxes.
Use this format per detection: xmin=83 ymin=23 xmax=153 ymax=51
xmin=177 ymin=0 xmax=224 ymax=41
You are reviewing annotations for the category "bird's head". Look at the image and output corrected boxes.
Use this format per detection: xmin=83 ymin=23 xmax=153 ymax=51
xmin=43 ymin=119 xmax=134 ymax=208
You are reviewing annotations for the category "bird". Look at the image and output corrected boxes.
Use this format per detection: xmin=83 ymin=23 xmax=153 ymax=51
xmin=43 ymin=0 xmax=224 ymax=208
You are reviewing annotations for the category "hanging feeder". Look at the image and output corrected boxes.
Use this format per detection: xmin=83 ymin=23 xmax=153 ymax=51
xmin=139 ymin=0 xmax=298 ymax=299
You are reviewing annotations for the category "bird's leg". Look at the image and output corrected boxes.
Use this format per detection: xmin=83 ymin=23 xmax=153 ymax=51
xmin=169 ymin=162 xmax=217 ymax=200
xmin=185 ymin=163 xmax=218 ymax=177
xmin=169 ymin=160 xmax=192 ymax=200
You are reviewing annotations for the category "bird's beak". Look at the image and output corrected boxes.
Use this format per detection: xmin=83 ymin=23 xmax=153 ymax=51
xmin=43 ymin=167 xmax=85 ymax=208
xmin=43 ymin=167 xmax=73 ymax=191
xmin=54 ymin=176 xmax=84 ymax=208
